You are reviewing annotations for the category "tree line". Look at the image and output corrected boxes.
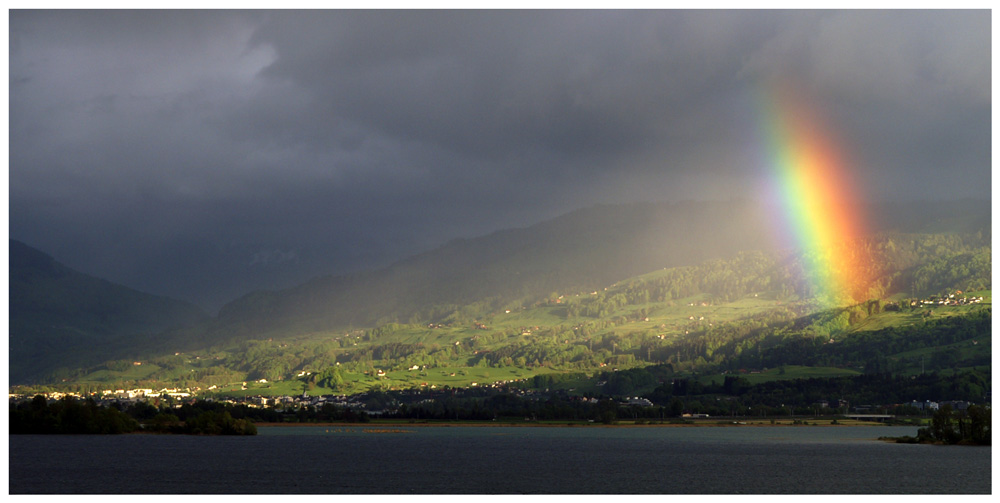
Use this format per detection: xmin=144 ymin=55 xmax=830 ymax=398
xmin=10 ymin=396 xmax=257 ymax=435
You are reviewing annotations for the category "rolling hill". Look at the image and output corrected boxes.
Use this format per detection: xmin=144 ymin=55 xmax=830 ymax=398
xmin=8 ymin=198 xmax=990 ymax=389
xmin=30 ymin=239 xmax=990 ymax=397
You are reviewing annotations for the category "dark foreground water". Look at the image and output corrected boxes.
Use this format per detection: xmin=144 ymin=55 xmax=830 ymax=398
xmin=8 ymin=425 xmax=990 ymax=494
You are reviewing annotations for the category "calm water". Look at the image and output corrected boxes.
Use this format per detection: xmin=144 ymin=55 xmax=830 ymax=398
xmin=8 ymin=425 xmax=990 ymax=494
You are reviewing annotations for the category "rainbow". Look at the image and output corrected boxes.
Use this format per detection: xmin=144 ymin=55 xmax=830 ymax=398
xmin=756 ymin=80 xmax=872 ymax=305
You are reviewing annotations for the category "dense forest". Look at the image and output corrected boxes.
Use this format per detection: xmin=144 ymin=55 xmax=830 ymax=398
xmin=914 ymin=404 xmax=991 ymax=445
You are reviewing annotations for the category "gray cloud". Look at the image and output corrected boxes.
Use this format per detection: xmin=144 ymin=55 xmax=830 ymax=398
xmin=9 ymin=10 xmax=991 ymax=310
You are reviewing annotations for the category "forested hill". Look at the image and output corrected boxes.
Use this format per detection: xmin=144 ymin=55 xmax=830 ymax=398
xmin=9 ymin=240 xmax=210 ymax=383
xmin=32 ymin=228 xmax=989 ymax=393
xmin=212 ymin=200 xmax=778 ymax=339
xmin=208 ymin=198 xmax=989 ymax=346
xmin=8 ymin=198 xmax=989 ymax=385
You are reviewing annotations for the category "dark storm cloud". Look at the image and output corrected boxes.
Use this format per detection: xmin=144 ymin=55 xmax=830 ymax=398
xmin=241 ymin=11 xmax=771 ymax=164
xmin=8 ymin=10 xmax=990 ymax=310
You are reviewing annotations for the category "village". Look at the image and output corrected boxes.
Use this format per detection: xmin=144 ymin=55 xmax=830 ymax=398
xmin=911 ymin=290 xmax=986 ymax=307
xmin=9 ymin=381 xmax=982 ymax=423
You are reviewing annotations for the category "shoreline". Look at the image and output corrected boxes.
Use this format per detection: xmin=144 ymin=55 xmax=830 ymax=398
xmin=254 ymin=419 xmax=896 ymax=428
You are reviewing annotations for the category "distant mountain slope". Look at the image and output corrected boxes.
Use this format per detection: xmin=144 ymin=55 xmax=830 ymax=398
xmin=867 ymin=198 xmax=991 ymax=235
xmin=9 ymin=240 xmax=210 ymax=383
xmin=210 ymin=198 xmax=990 ymax=344
xmin=212 ymin=200 xmax=779 ymax=338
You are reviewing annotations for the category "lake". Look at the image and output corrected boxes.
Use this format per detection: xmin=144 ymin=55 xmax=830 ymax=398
xmin=8 ymin=425 xmax=991 ymax=493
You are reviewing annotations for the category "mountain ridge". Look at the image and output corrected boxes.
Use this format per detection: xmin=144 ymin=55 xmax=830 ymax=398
xmin=9 ymin=239 xmax=211 ymax=383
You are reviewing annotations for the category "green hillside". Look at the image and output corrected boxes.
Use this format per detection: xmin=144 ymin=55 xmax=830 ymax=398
xmin=30 ymin=229 xmax=990 ymax=398
xmin=10 ymin=199 xmax=990 ymax=394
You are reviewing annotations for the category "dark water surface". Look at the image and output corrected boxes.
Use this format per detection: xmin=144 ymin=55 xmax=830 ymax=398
xmin=8 ymin=425 xmax=990 ymax=493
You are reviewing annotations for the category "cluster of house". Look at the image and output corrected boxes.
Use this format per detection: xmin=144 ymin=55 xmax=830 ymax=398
xmin=810 ymin=399 xmax=977 ymax=413
xmin=214 ymin=394 xmax=366 ymax=410
xmin=902 ymin=400 xmax=975 ymax=411
xmin=626 ymin=397 xmax=655 ymax=407
xmin=234 ymin=385 xmax=570 ymax=414
xmin=6 ymin=389 xmax=369 ymax=411
xmin=912 ymin=291 xmax=986 ymax=307
xmin=8 ymin=391 xmax=85 ymax=401
xmin=9 ymin=388 xmax=193 ymax=403
xmin=13 ymin=383 xmax=984 ymax=420
xmin=102 ymin=388 xmax=192 ymax=400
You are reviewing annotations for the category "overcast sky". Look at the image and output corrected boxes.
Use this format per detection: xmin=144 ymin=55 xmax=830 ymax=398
xmin=8 ymin=10 xmax=991 ymax=311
